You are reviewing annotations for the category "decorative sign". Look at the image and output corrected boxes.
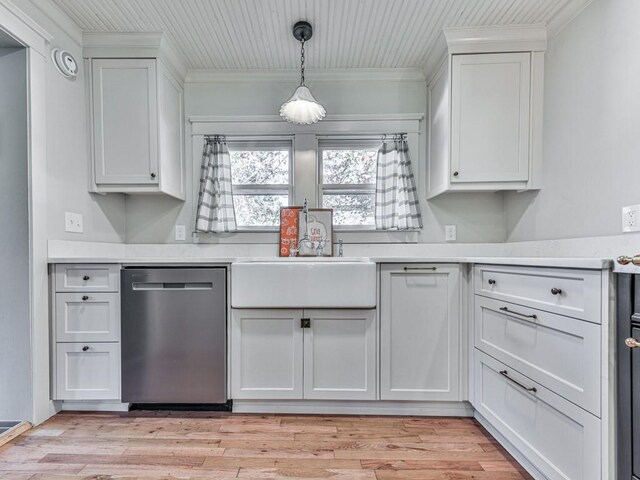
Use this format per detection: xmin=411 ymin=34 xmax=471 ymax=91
xmin=279 ymin=207 xmax=302 ymax=257
xmin=297 ymin=208 xmax=333 ymax=257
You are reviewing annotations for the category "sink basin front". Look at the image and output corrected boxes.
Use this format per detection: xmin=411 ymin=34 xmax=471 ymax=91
xmin=231 ymin=259 xmax=376 ymax=308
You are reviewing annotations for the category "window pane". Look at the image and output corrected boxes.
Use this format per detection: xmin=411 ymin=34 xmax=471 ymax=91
xmin=323 ymin=194 xmax=375 ymax=226
xmin=322 ymin=149 xmax=377 ymax=185
xmin=233 ymin=194 xmax=288 ymax=227
xmin=230 ymin=149 xmax=289 ymax=185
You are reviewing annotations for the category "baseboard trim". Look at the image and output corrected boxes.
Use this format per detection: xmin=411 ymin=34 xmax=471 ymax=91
xmin=232 ymin=400 xmax=474 ymax=416
xmin=0 ymin=421 xmax=31 ymax=447
xmin=474 ymin=412 xmax=545 ymax=480
xmin=59 ymin=401 xmax=130 ymax=412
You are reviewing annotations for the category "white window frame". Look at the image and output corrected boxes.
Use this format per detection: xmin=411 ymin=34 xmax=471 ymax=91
xmin=190 ymin=115 xmax=422 ymax=243
xmin=318 ymin=138 xmax=381 ymax=231
xmin=226 ymin=137 xmax=294 ymax=231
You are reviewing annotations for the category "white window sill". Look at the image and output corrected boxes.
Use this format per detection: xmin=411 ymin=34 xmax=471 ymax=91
xmin=193 ymin=229 xmax=419 ymax=244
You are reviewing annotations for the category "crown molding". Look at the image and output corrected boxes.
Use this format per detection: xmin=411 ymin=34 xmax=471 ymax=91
xmin=82 ymin=31 xmax=188 ymax=81
xmin=444 ymin=24 xmax=547 ymax=54
xmin=546 ymin=0 xmax=596 ymax=37
xmin=185 ymin=68 xmax=425 ymax=84
xmin=189 ymin=113 xmax=424 ymax=124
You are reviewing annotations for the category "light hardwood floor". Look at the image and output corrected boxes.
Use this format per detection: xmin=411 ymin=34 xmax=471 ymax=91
xmin=0 ymin=412 xmax=532 ymax=479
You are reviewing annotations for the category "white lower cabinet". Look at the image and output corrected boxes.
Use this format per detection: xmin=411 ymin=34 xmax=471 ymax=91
xmin=475 ymin=296 xmax=601 ymax=415
xmin=231 ymin=308 xmax=376 ymax=400
xmin=304 ymin=309 xmax=376 ymax=400
xmin=231 ymin=309 xmax=304 ymax=399
xmin=52 ymin=264 xmax=122 ymax=402
xmin=474 ymin=350 xmax=600 ymax=480
xmin=55 ymin=343 xmax=120 ymax=400
xmin=380 ymin=264 xmax=461 ymax=401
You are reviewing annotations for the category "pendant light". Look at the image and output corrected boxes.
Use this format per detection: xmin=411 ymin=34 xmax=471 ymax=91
xmin=279 ymin=21 xmax=326 ymax=125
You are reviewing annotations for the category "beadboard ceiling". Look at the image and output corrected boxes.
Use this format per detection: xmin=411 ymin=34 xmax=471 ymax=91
xmin=51 ymin=0 xmax=590 ymax=72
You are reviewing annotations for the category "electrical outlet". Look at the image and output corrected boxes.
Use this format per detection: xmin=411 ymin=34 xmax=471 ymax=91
xmin=622 ymin=205 xmax=640 ymax=232
xmin=445 ymin=224 xmax=457 ymax=241
xmin=175 ymin=224 xmax=186 ymax=241
xmin=64 ymin=212 xmax=83 ymax=233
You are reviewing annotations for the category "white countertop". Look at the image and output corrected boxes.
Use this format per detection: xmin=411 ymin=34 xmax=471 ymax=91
xmin=46 ymin=255 xmax=612 ymax=269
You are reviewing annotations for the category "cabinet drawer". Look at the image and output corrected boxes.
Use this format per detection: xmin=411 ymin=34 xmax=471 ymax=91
xmin=474 ymin=264 xmax=601 ymax=323
xmin=474 ymin=350 xmax=600 ymax=480
xmin=474 ymin=296 xmax=600 ymax=415
xmin=55 ymin=343 xmax=120 ymax=400
xmin=55 ymin=264 xmax=119 ymax=292
xmin=55 ymin=293 xmax=120 ymax=342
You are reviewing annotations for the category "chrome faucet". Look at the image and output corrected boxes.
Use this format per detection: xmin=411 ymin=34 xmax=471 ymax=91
xmin=315 ymin=238 xmax=326 ymax=256
xmin=338 ymin=239 xmax=343 ymax=257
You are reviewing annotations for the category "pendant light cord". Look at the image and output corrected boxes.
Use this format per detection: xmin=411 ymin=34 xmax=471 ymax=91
xmin=300 ymin=38 xmax=306 ymax=86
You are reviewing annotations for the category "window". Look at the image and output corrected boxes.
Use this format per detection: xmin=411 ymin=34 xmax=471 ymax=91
xmin=319 ymin=140 xmax=380 ymax=228
xmin=228 ymin=140 xmax=293 ymax=229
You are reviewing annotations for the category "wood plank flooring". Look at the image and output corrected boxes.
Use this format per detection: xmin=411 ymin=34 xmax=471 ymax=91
xmin=0 ymin=412 xmax=532 ymax=479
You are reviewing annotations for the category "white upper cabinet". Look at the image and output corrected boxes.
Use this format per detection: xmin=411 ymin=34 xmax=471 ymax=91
xmin=84 ymin=33 xmax=186 ymax=199
xmin=451 ymin=52 xmax=530 ymax=183
xmin=92 ymin=59 xmax=159 ymax=186
xmin=427 ymin=26 xmax=546 ymax=198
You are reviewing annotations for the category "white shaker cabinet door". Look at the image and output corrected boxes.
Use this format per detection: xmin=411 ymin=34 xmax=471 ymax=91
xmin=231 ymin=309 xmax=304 ymax=399
xmin=380 ymin=264 xmax=461 ymax=401
xmin=55 ymin=343 xmax=120 ymax=400
xmin=92 ymin=58 xmax=158 ymax=185
xmin=450 ymin=52 xmax=531 ymax=183
xmin=303 ymin=309 xmax=376 ymax=400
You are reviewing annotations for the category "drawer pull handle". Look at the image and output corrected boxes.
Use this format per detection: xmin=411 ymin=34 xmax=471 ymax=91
xmin=551 ymin=287 xmax=563 ymax=295
xmin=83 ymin=275 xmax=90 ymax=281
xmin=500 ymin=370 xmax=537 ymax=393
xmin=626 ymin=338 xmax=640 ymax=348
xmin=499 ymin=307 xmax=537 ymax=320
xmin=488 ymin=279 xmax=496 ymax=285
xmin=81 ymin=295 xmax=89 ymax=301
xmin=82 ymin=346 xmax=89 ymax=352
xmin=404 ymin=267 xmax=437 ymax=271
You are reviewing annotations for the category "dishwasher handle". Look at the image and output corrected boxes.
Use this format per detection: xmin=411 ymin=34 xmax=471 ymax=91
xmin=131 ymin=282 xmax=214 ymax=291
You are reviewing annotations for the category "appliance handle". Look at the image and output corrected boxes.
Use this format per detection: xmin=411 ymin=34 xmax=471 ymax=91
xmin=131 ymin=282 xmax=213 ymax=291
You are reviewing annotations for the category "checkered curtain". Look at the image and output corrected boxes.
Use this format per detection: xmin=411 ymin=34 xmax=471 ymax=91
xmin=375 ymin=138 xmax=423 ymax=230
xmin=195 ymin=137 xmax=237 ymax=233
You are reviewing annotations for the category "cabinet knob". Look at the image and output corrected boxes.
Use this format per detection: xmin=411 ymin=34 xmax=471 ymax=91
xmin=82 ymin=295 xmax=89 ymax=301
xmin=453 ymin=171 xmax=459 ymax=177
xmin=83 ymin=275 xmax=90 ymax=281
xmin=150 ymin=173 xmax=156 ymax=179
xmin=301 ymin=318 xmax=311 ymax=328
xmin=82 ymin=346 xmax=89 ymax=352
xmin=488 ymin=279 xmax=496 ymax=285
xmin=551 ymin=287 xmax=563 ymax=296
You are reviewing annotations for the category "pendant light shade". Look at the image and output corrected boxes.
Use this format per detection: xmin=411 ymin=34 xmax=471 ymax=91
xmin=280 ymin=21 xmax=325 ymax=125
xmin=280 ymin=85 xmax=326 ymax=125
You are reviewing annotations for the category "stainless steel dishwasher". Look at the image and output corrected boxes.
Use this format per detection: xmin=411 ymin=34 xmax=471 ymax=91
xmin=121 ymin=267 xmax=227 ymax=405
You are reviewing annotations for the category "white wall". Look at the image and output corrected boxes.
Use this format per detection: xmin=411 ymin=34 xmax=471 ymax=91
xmin=22 ymin=0 xmax=125 ymax=243
xmin=125 ymin=76 xmax=506 ymax=244
xmin=506 ymin=0 xmax=640 ymax=241
xmin=0 ymin=46 xmax=31 ymax=421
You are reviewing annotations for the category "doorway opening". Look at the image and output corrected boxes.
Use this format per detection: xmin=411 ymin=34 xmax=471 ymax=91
xmin=0 ymin=28 xmax=31 ymax=429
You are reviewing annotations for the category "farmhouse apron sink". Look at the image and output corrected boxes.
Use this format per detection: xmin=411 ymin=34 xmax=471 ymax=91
xmin=231 ymin=258 xmax=376 ymax=308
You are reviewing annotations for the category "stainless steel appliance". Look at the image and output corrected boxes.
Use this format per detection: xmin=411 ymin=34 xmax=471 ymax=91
xmin=121 ymin=267 xmax=227 ymax=405
xmin=617 ymin=255 xmax=640 ymax=479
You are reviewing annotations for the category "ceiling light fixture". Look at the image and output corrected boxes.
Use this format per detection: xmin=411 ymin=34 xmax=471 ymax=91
xmin=279 ymin=21 xmax=326 ymax=125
